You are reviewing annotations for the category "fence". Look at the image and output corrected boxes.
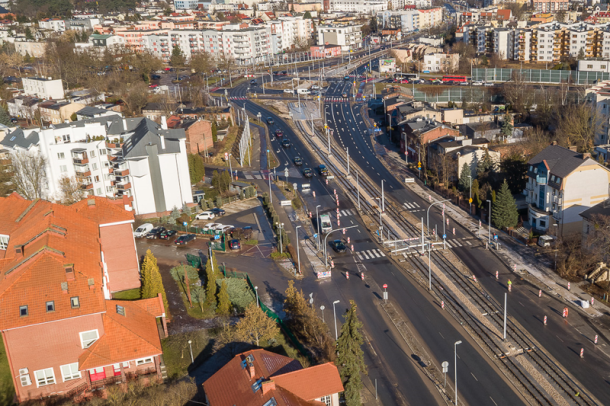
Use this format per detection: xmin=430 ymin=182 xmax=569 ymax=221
xmin=411 ymin=87 xmax=488 ymax=103
xmin=472 ymin=68 xmax=610 ymax=85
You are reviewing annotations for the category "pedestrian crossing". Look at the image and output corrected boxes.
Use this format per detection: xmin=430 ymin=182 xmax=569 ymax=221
xmin=355 ymin=248 xmax=386 ymax=261
xmin=336 ymin=208 xmax=357 ymax=217
xmin=403 ymin=202 xmax=424 ymax=213
xmin=243 ymin=171 xmax=266 ymax=180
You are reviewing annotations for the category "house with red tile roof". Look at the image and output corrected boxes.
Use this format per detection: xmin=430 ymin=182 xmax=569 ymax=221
xmin=0 ymin=194 xmax=166 ymax=403
xmin=203 ymin=349 xmax=344 ymax=406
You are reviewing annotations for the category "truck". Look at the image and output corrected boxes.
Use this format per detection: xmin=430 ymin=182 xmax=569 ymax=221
xmin=320 ymin=214 xmax=332 ymax=234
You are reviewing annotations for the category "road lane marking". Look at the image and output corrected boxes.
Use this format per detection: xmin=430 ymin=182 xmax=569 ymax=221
xmin=471 ymin=372 xmax=478 ymax=381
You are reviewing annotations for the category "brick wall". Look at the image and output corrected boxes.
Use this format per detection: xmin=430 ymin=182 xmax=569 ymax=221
xmin=185 ymin=120 xmax=213 ymax=155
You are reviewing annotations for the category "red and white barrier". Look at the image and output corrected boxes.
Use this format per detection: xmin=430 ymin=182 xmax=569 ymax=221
xmin=568 ymin=282 xmax=571 ymax=291
xmin=473 ymin=275 xmax=477 ymax=283
xmin=539 ymin=290 xmax=542 ymax=298
xmin=347 ymin=237 xmax=350 ymax=244
xmin=346 ymin=271 xmax=349 ymax=279
xmin=495 ymin=271 xmax=499 ymax=280
xmin=351 ymin=244 xmax=354 ymax=251
xmin=361 ymin=272 xmax=364 ymax=281
xmin=563 ymin=307 xmax=569 ymax=318
xmin=544 ymin=315 xmax=547 ymax=325
xmin=580 ymin=348 xmax=584 ymax=358
xmin=595 ymin=335 xmax=598 ymax=344
xmin=337 ymin=219 xmax=341 ymax=227
xmin=441 ymin=301 xmax=445 ymax=310
xmin=313 ymin=191 xmax=316 ymax=198
xmin=342 ymin=228 xmax=346 ymax=235
xmin=591 ymin=297 xmax=595 ymax=306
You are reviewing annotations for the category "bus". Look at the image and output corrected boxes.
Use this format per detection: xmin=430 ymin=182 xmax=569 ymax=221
xmin=442 ymin=75 xmax=468 ymax=83
xmin=320 ymin=214 xmax=332 ymax=234
xmin=394 ymin=72 xmax=419 ymax=82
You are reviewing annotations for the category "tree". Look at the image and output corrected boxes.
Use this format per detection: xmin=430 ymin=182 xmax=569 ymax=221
xmin=140 ymin=250 xmax=170 ymax=313
xmin=217 ymin=280 xmax=231 ymax=316
xmin=336 ymin=301 xmax=367 ymax=406
xmin=10 ymin=150 xmax=47 ymax=199
xmin=370 ymin=16 xmax=377 ymax=32
xmin=471 ymin=179 xmax=481 ymax=208
xmin=235 ymin=302 xmax=279 ymax=346
xmin=58 ymin=175 xmax=84 ymax=204
xmin=121 ymin=81 xmax=150 ymax=116
xmin=458 ymin=162 xmax=471 ymax=192
xmin=0 ymin=107 xmax=11 ymax=126
xmin=500 ymin=113 xmax=513 ymax=139
xmin=188 ymin=153 xmax=205 ymax=184
xmin=24 ymin=27 xmax=33 ymax=40
xmin=303 ymin=11 xmax=312 ymax=19
xmin=500 ymin=153 xmax=527 ymax=194
xmin=204 ymin=252 xmax=219 ymax=308
xmin=556 ymin=9 xmax=566 ymax=23
xmin=190 ymin=51 xmax=214 ymax=76
xmin=212 ymin=121 xmax=218 ymax=142
xmin=170 ymin=45 xmax=185 ymax=74
xmin=555 ymin=102 xmax=602 ymax=152
xmin=491 ymin=180 xmax=519 ymax=230
xmin=476 ymin=148 xmax=495 ymax=179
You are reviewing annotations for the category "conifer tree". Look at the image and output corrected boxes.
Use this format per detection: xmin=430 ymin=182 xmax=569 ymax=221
xmin=235 ymin=302 xmax=279 ymax=346
xmin=501 ymin=112 xmax=513 ymax=139
xmin=216 ymin=279 xmax=231 ymax=316
xmin=140 ymin=250 xmax=169 ymax=314
xmin=492 ymin=180 xmax=518 ymax=229
xmin=0 ymin=107 xmax=11 ymax=126
xmin=204 ymin=254 xmax=218 ymax=308
xmin=336 ymin=301 xmax=367 ymax=406
xmin=458 ymin=162 xmax=471 ymax=192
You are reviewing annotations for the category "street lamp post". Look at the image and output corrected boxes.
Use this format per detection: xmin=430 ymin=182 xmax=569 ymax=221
xmin=427 ymin=199 xmax=450 ymax=236
xmin=333 ymin=300 xmax=340 ymax=340
xmin=187 ymin=340 xmax=194 ymax=363
xmin=316 ymin=205 xmax=322 ymax=251
xmin=486 ymin=200 xmax=492 ymax=248
xmin=228 ymin=153 xmax=233 ymax=180
xmin=381 ymin=180 xmax=385 ymax=212
xmin=454 ymin=340 xmax=462 ymax=405
xmin=295 ymin=225 xmax=301 ymax=275
xmin=255 ymin=286 xmax=259 ymax=307
xmin=468 ymin=175 xmax=472 ymax=215
xmin=276 ymin=222 xmax=284 ymax=254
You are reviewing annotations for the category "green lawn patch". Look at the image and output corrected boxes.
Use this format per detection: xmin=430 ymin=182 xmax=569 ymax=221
xmin=162 ymin=330 xmax=211 ymax=379
xmin=0 ymin=334 xmax=15 ymax=406
xmin=112 ymin=288 xmax=141 ymax=300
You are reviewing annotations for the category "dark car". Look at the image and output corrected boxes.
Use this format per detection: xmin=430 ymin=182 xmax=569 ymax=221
xmin=275 ymin=130 xmax=284 ymax=137
xmin=160 ymin=230 xmax=177 ymax=240
xmin=211 ymin=208 xmax=225 ymax=216
xmin=319 ymin=164 xmax=329 ymax=176
xmin=146 ymin=226 xmax=166 ymax=239
xmin=175 ymin=234 xmax=196 ymax=245
xmin=344 ymin=75 xmax=350 ymax=81
xmin=294 ymin=156 xmax=303 ymax=166
xmin=229 ymin=239 xmax=241 ymax=250
xmin=281 ymin=70 xmax=288 ymax=75
xmin=250 ymin=79 xmax=257 ymax=85
xmin=151 ymin=74 xmax=161 ymax=80
xmin=332 ymin=239 xmax=347 ymax=253
xmin=303 ymin=168 xmax=313 ymax=178
xmin=342 ymin=92 xmax=348 ymax=98
xmin=267 ymin=117 xmax=275 ymax=125
xmin=281 ymin=139 xmax=291 ymax=148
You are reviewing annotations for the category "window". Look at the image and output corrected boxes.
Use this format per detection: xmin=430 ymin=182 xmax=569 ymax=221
xmin=60 ymin=165 xmax=67 ymax=173
xmin=99 ymin=149 xmax=106 ymax=155
xmin=92 ymin=163 xmax=98 ymax=170
xmin=96 ymin=188 xmax=102 ymax=196
xmin=58 ymin=152 xmax=65 ymax=160
xmin=79 ymin=330 xmax=99 ymax=349
xmin=587 ymin=64 xmax=593 ymax=69
xmin=320 ymin=395 xmax=332 ymax=406
xmin=89 ymin=150 xmax=96 ymax=158
xmin=0 ymin=235 xmax=8 ymax=250
xmin=46 ymin=301 xmax=55 ymax=312
xmin=136 ymin=357 xmax=153 ymax=366
xmin=94 ymin=175 xmax=100 ymax=183
xmin=71 ymin=296 xmax=80 ymax=308
xmin=19 ymin=305 xmax=28 ymax=317
xmin=34 ymin=368 xmax=55 ymax=387
xmin=116 ymin=305 xmax=125 ymax=316
xmin=603 ymin=65 xmax=607 ymax=69
xmin=60 ymin=363 xmax=81 ymax=381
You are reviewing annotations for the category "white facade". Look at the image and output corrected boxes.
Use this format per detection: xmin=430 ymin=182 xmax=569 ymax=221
xmin=279 ymin=16 xmax=313 ymax=50
xmin=317 ymin=24 xmax=363 ymax=51
xmin=417 ymin=8 xmax=443 ymax=29
xmin=493 ymin=29 xmax=513 ymax=59
xmin=22 ymin=77 xmax=65 ymax=100
xmin=423 ymin=53 xmax=459 ymax=73
xmin=174 ymin=0 xmax=199 ymax=9
xmin=327 ymin=0 xmax=387 ymax=13
xmin=38 ymin=19 xmax=66 ymax=32
xmin=579 ymin=59 xmax=610 ymax=72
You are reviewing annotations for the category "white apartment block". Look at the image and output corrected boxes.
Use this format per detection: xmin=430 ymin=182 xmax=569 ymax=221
xmin=327 ymin=0 xmax=387 ymax=14
xmin=38 ymin=19 xmax=66 ymax=32
xmin=22 ymin=77 xmax=65 ymax=100
xmin=389 ymin=0 xmax=431 ymax=8
xmin=175 ymin=0 xmax=199 ymax=9
xmin=423 ymin=53 xmax=459 ymax=72
xmin=494 ymin=28 xmax=514 ymax=60
xmin=377 ymin=10 xmax=420 ymax=33
xmin=317 ymin=24 xmax=363 ymax=52
xmin=279 ymin=16 xmax=313 ymax=50
xmin=417 ymin=8 xmax=443 ymax=29
xmin=0 ymin=116 xmax=193 ymax=217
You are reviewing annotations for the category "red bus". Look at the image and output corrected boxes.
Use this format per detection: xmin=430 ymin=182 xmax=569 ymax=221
xmin=442 ymin=75 xmax=468 ymax=83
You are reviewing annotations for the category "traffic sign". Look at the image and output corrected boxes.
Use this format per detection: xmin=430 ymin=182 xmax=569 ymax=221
xmin=417 ymin=161 xmax=421 ymax=167
xmin=442 ymin=361 xmax=449 ymax=373
xmin=443 ymin=234 xmax=446 ymax=239
xmin=494 ymin=234 xmax=498 ymax=241
xmin=314 ymin=233 xmax=318 ymax=239
xmin=183 ymin=222 xmax=188 ymax=226
xmin=383 ymin=284 xmax=388 ymax=289
xmin=224 ymin=152 xmax=229 ymax=160
xmin=469 ymin=198 xmax=472 ymax=203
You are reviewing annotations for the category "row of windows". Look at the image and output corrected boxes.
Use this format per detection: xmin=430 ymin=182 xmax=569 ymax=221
xmin=20 ymin=296 xmax=80 ymax=317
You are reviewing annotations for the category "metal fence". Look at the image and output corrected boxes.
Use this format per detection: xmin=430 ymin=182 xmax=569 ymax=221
xmin=472 ymin=68 xmax=610 ymax=84
xmin=412 ymin=87 xmax=488 ymax=103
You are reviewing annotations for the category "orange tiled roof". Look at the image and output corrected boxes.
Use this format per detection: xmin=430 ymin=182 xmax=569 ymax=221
xmin=78 ymin=299 xmax=163 ymax=370
xmin=272 ymin=363 xmax=344 ymax=401
xmin=70 ymin=196 xmax=134 ymax=225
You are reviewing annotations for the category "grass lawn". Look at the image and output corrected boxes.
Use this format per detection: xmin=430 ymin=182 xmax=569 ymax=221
xmin=0 ymin=334 xmax=15 ymax=406
xmin=112 ymin=288 xmax=141 ymax=300
xmin=162 ymin=331 xmax=212 ymax=380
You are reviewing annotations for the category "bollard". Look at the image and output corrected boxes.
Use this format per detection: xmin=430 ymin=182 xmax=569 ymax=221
xmin=347 ymin=237 xmax=350 ymax=244
xmin=346 ymin=271 xmax=349 ymax=279
xmin=334 ymin=189 xmax=337 ymax=195
xmin=336 ymin=199 xmax=340 ymax=206
xmin=309 ymin=211 xmax=312 ymax=218
xmin=338 ymin=219 xmax=341 ymax=227
xmin=343 ymin=228 xmax=346 ymax=235
xmin=361 ymin=272 xmax=364 ymax=281
xmin=331 ymin=260 xmax=334 ymax=269
xmin=563 ymin=307 xmax=568 ymax=318
xmin=313 ymin=191 xmax=316 ymax=198
xmin=539 ymin=290 xmax=542 ymax=298
xmin=580 ymin=348 xmax=584 ymax=358
xmin=496 ymin=271 xmax=499 ymax=280
xmin=336 ymin=208 xmax=340 ymax=214
xmin=568 ymin=282 xmax=571 ymax=291
xmin=595 ymin=335 xmax=598 ymax=344
xmin=473 ymin=275 xmax=477 ymax=283
xmin=325 ymin=179 xmax=328 ymax=185
xmin=591 ymin=297 xmax=595 ymax=306
xmin=453 ymin=227 xmax=455 ymax=235
xmin=441 ymin=301 xmax=445 ymax=310
xmin=544 ymin=315 xmax=547 ymax=325
xmin=514 ymin=264 xmax=517 ymax=272
xmin=351 ymin=244 xmax=354 ymax=251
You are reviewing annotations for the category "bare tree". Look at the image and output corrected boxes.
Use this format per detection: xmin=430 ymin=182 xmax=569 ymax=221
xmin=58 ymin=175 xmax=85 ymax=204
xmin=10 ymin=151 xmax=47 ymax=200
xmin=555 ymin=102 xmax=602 ymax=152
xmin=503 ymin=71 xmax=535 ymax=117
xmin=122 ymin=81 xmax=150 ymax=117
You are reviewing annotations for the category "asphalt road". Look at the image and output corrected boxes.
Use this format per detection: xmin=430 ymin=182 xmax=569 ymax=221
xmin=229 ymin=86 xmax=526 ymax=405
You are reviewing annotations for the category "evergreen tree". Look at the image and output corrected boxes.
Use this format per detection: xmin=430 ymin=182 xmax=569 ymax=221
xmin=140 ymin=250 xmax=169 ymax=314
xmin=336 ymin=301 xmax=367 ymax=406
xmin=170 ymin=206 xmax=180 ymax=220
xmin=212 ymin=121 xmax=218 ymax=142
xmin=235 ymin=303 xmax=279 ymax=346
xmin=471 ymin=179 xmax=481 ymax=208
xmin=0 ymin=107 xmax=11 ymax=126
xmin=188 ymin=153 xmax=205 ymax=184
xmin=204 ymin=252 xmax=219 ymax=308
xmin=216 ymin=280 xmax=231 ymax=316
xmin=492 ymin=180 xmax=519 ymax=229
xmin=476 ymin=148 xmax=494 ymax=177
xmin=211 ymin=170 xmax=220 ymax=190
xmin=458 ymin=162 xmax=471 ymax=192
xmin=501 ymin=113 xmax=513 ymax=139
xmin=181 ymin=202 xmax=191 ymax=215
xmin=221 ymin=170 xmax=232 ymax=191
xmin=24 ymin=27 xmax=33 ymax=40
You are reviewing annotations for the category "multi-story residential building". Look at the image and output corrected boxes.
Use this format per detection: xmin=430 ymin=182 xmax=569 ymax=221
xmin=38 ymin=101 xmax=86 ymax=125
xmin=175 ymin=0 xmax=199 ymax=9
xmin=377 ymin=10 xmax=420 ymax=34
xmin=400 ymin=116 xmax=460 ymax=162
xmin=0 ymin=116 xmax=193 ymax=217
xmin=38 ymin=18 xmax=65 ymax=32
xmin=494 ymin=28 xmax=514 ymax=59
xmin=463 ymin=24 xmax=494 ymax=54
xmin=279 ymin=15 xmax=313 ymax=50
xmin=525 ymin=144 xmax=610 ymax=234
xmin=7 ymin=96 xmax=39 ymax=120
xmin=532 ymin=0 xmax=569 ymax=13
xmin=417 ymin=7 xmax=444 ymax=29
xmin=317 ymin=24 xmax=363 ymax=52
xmin=14 ymin=41 xmax=45 ymax=58
xmin=326 ymin=0 xmax=387 ymax=14
xmin=0 ymin=193 xmax=166 ymax=403
xmin=423 ymin=53 xmax=459 ymax=72
xmin=22 ymin=77 xmax=64 ymax=100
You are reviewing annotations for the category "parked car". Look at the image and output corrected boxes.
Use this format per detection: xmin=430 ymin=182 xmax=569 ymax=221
xmin=146 ymin=226 xmax=166 ymax=239
xmin=218 ymin=225 xmax=235 ymax=233
xmin=211 ymin=208 xmax=226 ymax=216
xmin=196 ymin=211 xmax=215 ymax=220
xmin=538 ymin=235 xmax=555 ymax=247
xmin=275 ymin=130 xmax=284 ymax=137
xmin=484 ymin=82 xmax=494 ymax=87
xmin=303 ymin=168 xmax=313 ymax=178
xmin=331 ymin=239 xmax=347 ymax=253
xmin=282 ymin=139 xmax=291 ymax=148
xmin=344 ymin=75 xmax=350 ymax=81
xmin=342 ymin=93 xmax=348 ymax=98
xmin=133 ymin=223 xmax=154 ymax=238
xmin=267 ymin=117 xmax=274 ymax=125
xmin=203 ymin=223 xmax=222 ymax=231
xmin=472 ymin=80 xmax=483 ymax=86
xmin=175 ymin=234 xmax=196 ymax=245
xmin=250 ymin=79 xmax=257 ymax=85
xmin=151 ymin=74 xmax=161 ymax=80
xmin=283 ymin=89 xmax=294 ymax=94
xmin=160 ymin=230 xmax=177 ymax=240
xmin=319 ymin=164 xmax=329 ymax=176
xmin=229 ymin=239 xmax=241 ymax=250
xmin=294 ymin=156 xmax=303 ymax=166
xmin=311 ymin=84 xmax=320 ymax=90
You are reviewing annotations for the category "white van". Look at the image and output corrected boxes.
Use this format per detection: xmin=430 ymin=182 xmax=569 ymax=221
xmin=283 ymin=89 xmax=294 ymax=94
xmin=320 ymin=214 xmax=332 ymax=234
xmin=134 ymin=223 xmax=154 ymax=238
xmin=296 ymin=88 xmax=311 ymax=95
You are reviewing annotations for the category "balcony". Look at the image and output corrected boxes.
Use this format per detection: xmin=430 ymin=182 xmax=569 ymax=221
xmin=105 ymin=140 xmax=123 ymax=149
xmin=75 ymin=169 xmax=91 ymax=178
xmin=81 ymin=183 xmax=94 ymax=190
xmin=117 ymin=182 xmax=132 ymax=190
xmin=72 ymin=150 xmax=89 ymax=165
xmin=115 ymin=168 xmax=129 ymax=176
xmin=552 ymin=210 xmax=562 ymax=221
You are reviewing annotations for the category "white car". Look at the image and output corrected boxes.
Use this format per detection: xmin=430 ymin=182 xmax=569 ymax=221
xmin=283 ymin=89 xmax=294 ymax=94
xmin=218 ymin=225 xmax=235 ymax=233
xmin=311 ymin=84 xmax=320 ymax=90
xmin=472 ymin=80 xmax=483 ymax=86
xmin=203 ymin=223 xmax=221 ymax=231
xmin=196 ymin=211 xmax=215 ymax=220
xmin=484 ymin=82 xmax=495 ymax=87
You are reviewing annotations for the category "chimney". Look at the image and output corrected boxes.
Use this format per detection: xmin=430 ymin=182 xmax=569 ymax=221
xmin=551 ymin=141 xmax=557 ymax=146
xmin=15 ymin=246 xmax=24 ymax=260
xmin=262 ymin=380 xmax=276 ymax=395
xmin=248 ymin=361 xmax=256 ymax=379
xmin=87 ymin=198 xmax=96 ymax=209
xmin=122 ymin=118 xmax=127 ymax=132
xmin=160 ymin=134 xmax=166 ymax=149
xmin=568 ymin=145 xmax=578 ymax=152
xmin=64 ymin=264 xmax=75 ymax=281
xmin=583 ymin=153 xmax=591 ymax=160
xmin=161 ymin=115 xmax=168 ymax=130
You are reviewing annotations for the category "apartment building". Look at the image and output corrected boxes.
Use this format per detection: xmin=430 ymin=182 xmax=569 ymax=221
xmin=279 ymin=16 xmax=313 ymax=50
xmin=14 ymin=41 xmax=45 ymax=58
xmin=423 ymin=53 xmax=459 ymax=72
xmin=418 ymin=7 xmax=444 ymax=29
xmin=0 ymin=116 xmax=193 ymax=217
xmin=317 ymin=24 xmax=363 ymax=52
xmin=0 ymin=194 xmax=166 ymax=403
xmin=525 ymin=145 xmax=610 ymax=234
xmin=400 ymin=116 xmax=460 ymax=162
xmin=377 ymin=10 xmax=420 ymax=34
xmin=494 ymin=28 xmax=514 ymax=59
xmin=38 ymin=18 xmax=65 ymax=32
xmin=532 ymin=0 xmax=569 ymax=13
xmin=22 ymin=77 xmax=64 ymax=100
xmin=326 ymin=0 xmax=387 ymax=13
xmin=38 ymin=101 xmax=86 ymax=125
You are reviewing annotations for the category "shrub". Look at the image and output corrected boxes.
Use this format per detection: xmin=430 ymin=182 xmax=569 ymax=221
xmin=216 ymin=278 xmax=255 ymax=313
xmin=291 ymin=197 xmax=302 ymax=210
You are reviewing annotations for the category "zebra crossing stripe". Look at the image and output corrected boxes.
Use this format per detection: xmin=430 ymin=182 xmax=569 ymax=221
xmin=413 ymin=202 xmax=420 ymax=207
xmin=445 ymin=240 xmax=453 ymax=248
xmin=254 ymin=174 xmax=262 ymax=179
xmin=361 ymin=251 xmax=370 ymax=259
xmin=377 ymin=249 xmax=386 ymax=257
xmin=453 ymin=240 xmax=462 ymax=247
xmin=341 ymin=210 xmax=349 ymax=216
xmin=466 ymin=240 xmax=472 ymax=246
xmin=369 ymin=250 xmax=380 ymax=258
xmin=244 ymin=174 xmax=254 ymax=179
xmin=357 ymin=252 xmax=363 ymax=260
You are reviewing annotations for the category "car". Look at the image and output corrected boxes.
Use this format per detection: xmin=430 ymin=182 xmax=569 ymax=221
xmin=146 ymin=226 xmax=166 ymax=239
xmin=344 ymin=75 xmax=350 ymax=81
xmin=151 ymin=74 xmax=161 ymax=80
xmin=400 ymin=79 xmax=409 ymax=84
xmin=148 ymin=84 xmax=158 ymax=88
xmin=484 ymin=82 xmax=494 ymax=87
xmin=331 ymin=239 xmax=347 ymax=253
xmin=303 ymin=168 xmax=313 ymax=178
xmin=211 ymin=208 xmax=226 ymax=216
xmin=267 ymin=117 xmax=275 ymax=125
xmin=229 ymin=239 xmax=241 ymax=250
xmin=311 ymin=84 xmax=320 ymax=90
xmin=459 ymin=81 xmax=469 ymax=86
xmin=281 ymin=70 xmax=288 ymax=75
xmin=133 ymin=223 xmax=154 ymax=238
xmin=472 ymin=80 xmax=483 ymax=86
xmin=175 ymin=234 xmax=196 ymax=245
xmin=160 ymin=230 xmax=177 ymax=240
xmin=10 ymin=117 xmax=18 ymax=123
xmin=196 ymin=211 xmax=215 ymax=220
xmin=342 ymin=93 xmax=348 ymax=98
xmin=250 ymin=79 xmax=257 ymax=85
xmin=203 ymin=223 xmax=222 ymax=231
xmin=219 ymin=225 xmax=235 ymax=233
xmin=310 ymin=90 xmax=320 ymax=96
xmin=275 ymin=130 xmax=284 ymax=137
xmin=319 ymin=164 xmax=329 ymax=176
xmin=294 ymin=156 xmax=303 ymax=166
xmin=281 ymin=139 xmax=291 ymax=148
xmin=283 ymin=89 xmax=294 ymax=94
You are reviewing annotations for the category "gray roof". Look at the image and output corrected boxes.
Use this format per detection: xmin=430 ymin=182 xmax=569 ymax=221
xmin=122 ymin=118 xmax=185 ymax=159
xmin=527 ymin=145 xmax=590 ymax=178
xmin=580 ymin=199 xmax=610 ymax=221
xmin=77 ymin=106 xmax=112 ymax=117
xmin=436 ymin=138 xmax=489 ymax=148
xmin=0 ymin=128 xmax=39 ymax=150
